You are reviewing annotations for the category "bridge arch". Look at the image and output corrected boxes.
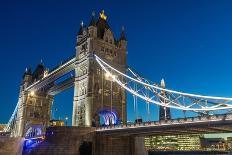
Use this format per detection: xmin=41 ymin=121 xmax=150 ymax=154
xmin=92 ymin=108 xmax=119 ymax=127
xmin=25 ymin=125 xmax=43 ymax=138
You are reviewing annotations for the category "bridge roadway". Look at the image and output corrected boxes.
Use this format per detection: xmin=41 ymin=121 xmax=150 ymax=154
xmin=95 ymin=113 xmax=232 ymax=136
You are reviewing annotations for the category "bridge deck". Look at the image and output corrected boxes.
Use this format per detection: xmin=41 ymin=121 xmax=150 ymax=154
xmin=96 ymin=114 xmax=232 ymax=136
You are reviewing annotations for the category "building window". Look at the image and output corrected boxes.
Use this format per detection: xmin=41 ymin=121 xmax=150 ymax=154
xmin=101 ymin=47 xmax=104 ymax=52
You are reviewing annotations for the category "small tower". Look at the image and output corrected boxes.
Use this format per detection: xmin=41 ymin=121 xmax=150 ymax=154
xmin=159 ymin=78 xmax=171 ymax=121
xmin=23 ymin=67 xmax=32 ymax=88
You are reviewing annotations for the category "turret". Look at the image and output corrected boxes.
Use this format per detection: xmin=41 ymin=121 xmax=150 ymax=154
xmin=161 ymin=78 xmax=165 ymax=88
xmin=22 ymin=67 xmax=32 ymax=88
xmin=32 ymin=61 xmax=45 ymax=82
xmin=88 ymin=11 xmax=97 ymax=38
xmin=118 ymin=26 xmax=127 ymax=48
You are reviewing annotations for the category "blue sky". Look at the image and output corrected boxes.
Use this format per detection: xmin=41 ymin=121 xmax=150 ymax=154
xmin=1 ymin=0 xmax=232 ymax=125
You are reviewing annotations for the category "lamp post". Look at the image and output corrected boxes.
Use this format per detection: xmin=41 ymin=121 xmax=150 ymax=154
xmin=65 ymin=116 xmax=68 ymax=126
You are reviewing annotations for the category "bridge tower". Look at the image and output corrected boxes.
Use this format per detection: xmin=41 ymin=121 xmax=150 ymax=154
xmin=14 ymin=64 xmax=53 ymax=137
xmin=73 ymin=11 xmax=127 ymax=127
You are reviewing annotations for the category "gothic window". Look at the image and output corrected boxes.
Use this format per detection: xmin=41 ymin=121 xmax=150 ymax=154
xmin=94 ymin=83 xmax=100 ymax=94
xmin=85 ymin=42 xmax=88 ymax=49
xmin=84 ymin=86 xmax=87 ymax=94
xmin=83 ymin=67 xmax=87 ymax=74
xmin=30 ymin=112 xmax=34 ymax=117
xmin=97 ymin=68 xmax=101 ymax=75
xmin=105 ymin=37 xmax=108 ymax=42
xmin=110 ymin=39 xmax=112 ymax=44
xmin=81 ymin=44 xmax=86 ymax=50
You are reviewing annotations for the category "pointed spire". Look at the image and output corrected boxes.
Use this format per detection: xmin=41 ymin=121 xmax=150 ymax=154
xmin=23 ymin=67 xmax=32 ymax=78
xmin=78 ymin=20 xmax=84 ymax=35
xmin=119 ymin=26 xmax=126 ymax=41
xmin=89 ymin=11 xmax=96 ymax=26
xmin=161 ymin=78 xmax=165 ymax=88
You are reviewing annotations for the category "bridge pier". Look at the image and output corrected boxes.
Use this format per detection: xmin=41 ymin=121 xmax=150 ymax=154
xmin=133 ymin=136 xmax=148 ymax=155
xmin=94 ymin=135 xmax=148 ymax=155
xmin=23 ymin=126 xmax=148 ymax=155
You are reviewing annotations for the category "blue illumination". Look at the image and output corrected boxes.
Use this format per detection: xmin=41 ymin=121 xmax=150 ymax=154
xmin=98 ymin=109 xmax=119 ymax=125
xmin=24 ymin=137 xmax=44 ymax=149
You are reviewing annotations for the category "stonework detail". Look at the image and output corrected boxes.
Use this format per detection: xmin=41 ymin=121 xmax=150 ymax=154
xmin=72 ymin=12 xmax=127 ymax=127
xmin=13 ymin=64 xmax=54 ymax=137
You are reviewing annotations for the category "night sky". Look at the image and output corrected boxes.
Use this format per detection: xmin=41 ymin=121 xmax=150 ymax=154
xmin=1 ymin=0 xmax=232 ymax=125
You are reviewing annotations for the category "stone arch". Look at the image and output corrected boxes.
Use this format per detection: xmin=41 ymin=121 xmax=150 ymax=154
xmin=25 ymin=125 xmax=43 ymax=138
xmin=93 ymin=108 xmax=119 ymax=126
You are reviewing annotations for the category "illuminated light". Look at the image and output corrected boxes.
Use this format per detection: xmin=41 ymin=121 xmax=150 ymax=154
xmin=100 ymin=10 xmax=107 ymax=20
xmin=95 ymin=54 xmax=232 ymax=101
xmin=98 ymin=109 xmax=118 ymax=126
xmin=105 ymin=72 xmax=111 ymax=78
xmin=94 ymin=54 xmax=232 ymax=111
xmin=30 ymin=91 xmax=35 ymax=96
xmin=43 ymin=70 xmax=48 ymax=78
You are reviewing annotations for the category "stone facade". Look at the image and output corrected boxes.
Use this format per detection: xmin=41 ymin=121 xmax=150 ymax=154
xmin=13 ymin=64 xmax=53 ymax=137
xmin=73 ymin=11 xmax=127 ymax=127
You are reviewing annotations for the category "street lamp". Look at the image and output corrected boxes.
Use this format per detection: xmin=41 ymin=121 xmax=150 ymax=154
xmin=65 ymin=116 xmax=68 ymax=126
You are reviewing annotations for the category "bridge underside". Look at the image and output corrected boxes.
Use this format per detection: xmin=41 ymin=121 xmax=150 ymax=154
xmin=96 ymin=119 xmax=232 ymax=136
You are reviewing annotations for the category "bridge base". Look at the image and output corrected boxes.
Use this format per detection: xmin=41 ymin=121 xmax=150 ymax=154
xmin=0 ymin=136 xmax=23 ymax=155
xmin=24 ymin=126 xmax=148 ymax=155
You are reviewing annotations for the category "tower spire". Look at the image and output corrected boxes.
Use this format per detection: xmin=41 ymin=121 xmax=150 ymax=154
xmin=120 ymin=26 xmax=126 ymax=41
xmin=78 ymin=20 xmax=84 ymax=35
xmin=89 ymin=11 xmax=96 ymax=26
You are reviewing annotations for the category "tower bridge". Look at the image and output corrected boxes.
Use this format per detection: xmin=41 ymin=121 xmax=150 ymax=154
xmin=1 ymin=11 xmax=232 ymax=155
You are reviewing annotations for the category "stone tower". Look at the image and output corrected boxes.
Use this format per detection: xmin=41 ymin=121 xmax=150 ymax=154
xmin=72 ymin=11 xmax=127 ymax=127
xmin=14 ymin=64 xmax=53 ymax=137
xmin=159 ymin=78 xmax=171 ymax=121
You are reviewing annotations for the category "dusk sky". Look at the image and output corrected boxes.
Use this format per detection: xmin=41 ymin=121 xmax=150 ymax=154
xmin=1 ymin=0 xmax=232 ymax=125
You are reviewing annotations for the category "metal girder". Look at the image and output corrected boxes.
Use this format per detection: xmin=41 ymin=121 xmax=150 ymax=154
xmin=48 ymin=77 xmax=75 ymax=95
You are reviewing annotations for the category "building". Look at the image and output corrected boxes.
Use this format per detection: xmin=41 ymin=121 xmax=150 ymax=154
xmin=0 ymin=124 xmax=6 ymax=132
xmin=200 ymin=137 xmax=226 ymax=150
xmin=49 ymin=120 xmax=64 ymax=127
xmin=145 ymin=135 xmax=178 ymax=150
xmin=145 ymin=134 xmax=202 ymax=151
xmin=227 ymin=137 xmax=232 ymax=150
xmin=177 ymin=134 xmax=201 ymax=150
xmin=159 ymin=79 xmax=171 ymax=121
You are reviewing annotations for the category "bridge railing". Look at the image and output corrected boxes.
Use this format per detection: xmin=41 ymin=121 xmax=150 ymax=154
xmin=96 ymin=113 xmax=232 ymax=131
xmin=49 ymin=55 xmax=76 ymax=73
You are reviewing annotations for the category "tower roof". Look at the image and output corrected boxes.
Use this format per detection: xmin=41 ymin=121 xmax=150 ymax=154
xmin=96 ymin=10 xmax=110 ymax=39
xmin=23 ymin=67 xmax=32 ymax=78
xmin=119 ymin=26 xmax=126 ymax=41
xmin=32 ymin=63 xmax=45 ymax=80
